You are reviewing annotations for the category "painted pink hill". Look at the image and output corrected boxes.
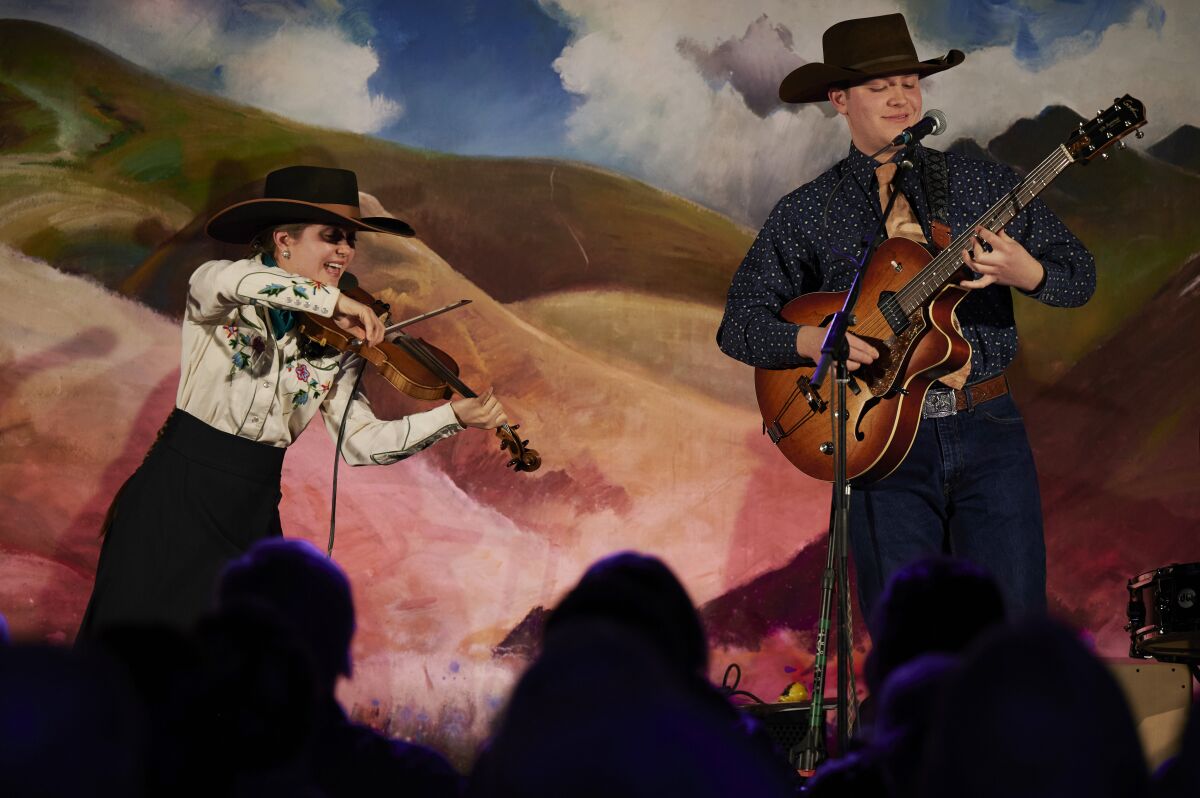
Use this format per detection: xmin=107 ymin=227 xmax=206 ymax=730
xmin=1027 ymin=253 xmax=1200 ymax=652
xmin=0 ymin=216 xmax=835 ymax=756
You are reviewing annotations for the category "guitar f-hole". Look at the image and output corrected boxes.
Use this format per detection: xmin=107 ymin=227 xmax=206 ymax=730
xmin=853 ymin=396 xmax=881 ymax=442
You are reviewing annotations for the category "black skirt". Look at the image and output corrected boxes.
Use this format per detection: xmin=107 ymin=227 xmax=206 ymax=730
xmin=77 ymin=409 xmax=286 ymax=639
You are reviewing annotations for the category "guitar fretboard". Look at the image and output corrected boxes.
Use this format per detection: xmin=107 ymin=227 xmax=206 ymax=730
xmin=894 ymin=145 xmax=1075 ymax=316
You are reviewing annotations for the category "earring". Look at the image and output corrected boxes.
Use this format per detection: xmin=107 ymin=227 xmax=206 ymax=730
xmin=282 ymin=249 xmax=291 ymax=260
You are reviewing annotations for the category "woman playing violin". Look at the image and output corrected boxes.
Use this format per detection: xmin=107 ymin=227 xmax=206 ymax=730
xmin=78 ymin=165 xmax=508 ymax=638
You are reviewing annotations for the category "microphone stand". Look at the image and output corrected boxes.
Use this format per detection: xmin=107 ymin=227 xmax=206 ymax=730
xmin=795 ymin=142 xmax=911 ymax=773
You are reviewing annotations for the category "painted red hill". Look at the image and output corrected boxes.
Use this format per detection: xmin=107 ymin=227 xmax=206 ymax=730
xmin=1024 ymin=252 xmax=1200 ymax=651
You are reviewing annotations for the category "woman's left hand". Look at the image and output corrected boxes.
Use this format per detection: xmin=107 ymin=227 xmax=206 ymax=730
xmin=333 ymin=292 xmax=385 ymax=346
xmin=960 ymin=226 xmax=1045 ymax=293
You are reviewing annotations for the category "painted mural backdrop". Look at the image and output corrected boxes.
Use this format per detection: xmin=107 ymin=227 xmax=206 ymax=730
xmin=1 ymin=0 xmax=1197 ymax=763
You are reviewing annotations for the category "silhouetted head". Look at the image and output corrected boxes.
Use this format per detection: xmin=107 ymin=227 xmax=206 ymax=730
xmin=217 ymin=537 xmax=355 ymax=691
xmin=91 ymin=625 xmax=211 ymax=796
xmin=472 ymin=553 xmax=793 ymax=797
xmin=866 ymin=556 xmax=1005 ymax=693
xmin=545 ymin=551 xmax=708 ymax=678
xmin=871 ymin=654 xmax=961 ymax=798
xmin=922 ymin=618 xmax=1147 ymax=798
xmin=193 ymin=603 xmax=320 ymax=774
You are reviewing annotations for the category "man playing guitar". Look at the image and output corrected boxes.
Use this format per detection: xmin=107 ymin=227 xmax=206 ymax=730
xmin=717 ymin=14 xmax=1096 ymax=627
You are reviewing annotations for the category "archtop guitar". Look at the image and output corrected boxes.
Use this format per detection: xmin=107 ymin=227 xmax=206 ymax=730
xmin=755 ymin=95 xmax=1146 ymax=483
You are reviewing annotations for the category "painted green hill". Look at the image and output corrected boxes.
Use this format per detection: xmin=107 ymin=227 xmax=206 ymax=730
xmin=0 ymin=18 xmax=752 ymax=314
xmin=984 ymin=104 xmax=1200 ymax=388
xmin=2 ymin=20 xmax=1197 ymax=397
xmin=1148 ymin=124 xmax=1200 ymax=175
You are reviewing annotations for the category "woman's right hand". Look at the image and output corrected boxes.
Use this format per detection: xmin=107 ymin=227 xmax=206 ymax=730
xmin=796 ymin=325 xmax=879 ymax=371
xmin=451 ymin=387 xmax=509 ymax=430
xmin=333 ymin=293 xmax=385 ymax=346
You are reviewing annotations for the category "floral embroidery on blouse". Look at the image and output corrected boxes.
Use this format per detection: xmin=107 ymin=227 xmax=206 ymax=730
xmin=223 ymin=313 xmax=266 ymax=374
xmin=259 ymin=278 xmax=331 ymax=303
xmin=296 ymin=280 xmax=331 ymax=299
xmin=285 ymin=353 xmax=334 ymax=408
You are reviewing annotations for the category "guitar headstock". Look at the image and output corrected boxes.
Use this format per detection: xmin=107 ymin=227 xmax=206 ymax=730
xmin=1066 ymin=95 xmax=1147 ymax=164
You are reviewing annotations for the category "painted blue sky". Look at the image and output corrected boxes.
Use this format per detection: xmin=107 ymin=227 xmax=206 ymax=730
xmin=909 ymin=0 xmax=1164 ymax=68
xmin=361 ymin=0 xmax=576 ymax=156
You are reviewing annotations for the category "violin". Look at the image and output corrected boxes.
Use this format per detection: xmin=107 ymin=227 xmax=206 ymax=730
xmin=294 ymin=284 xmax=541 ymax=473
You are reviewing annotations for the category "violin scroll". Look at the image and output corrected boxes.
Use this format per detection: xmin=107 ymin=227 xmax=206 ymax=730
xmin=497 ymin=424 xmax=541 ymax=473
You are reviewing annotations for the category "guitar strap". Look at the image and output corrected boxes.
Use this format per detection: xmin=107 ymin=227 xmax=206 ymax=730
xmin=921 ymin=147 xmax=952 ymax=252
xmin=921 ymin=146 xmax=972 ymax=388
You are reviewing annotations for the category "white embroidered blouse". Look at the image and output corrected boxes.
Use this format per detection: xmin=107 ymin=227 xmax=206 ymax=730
xmin=175 ymin=255 xmax=462 ymax=464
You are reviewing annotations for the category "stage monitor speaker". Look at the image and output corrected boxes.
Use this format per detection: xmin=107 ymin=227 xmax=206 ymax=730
xmin=1105 ymin=659 xmax=1193 ymax=769
xmin=738 ymin=702 xmax=820 ymax=768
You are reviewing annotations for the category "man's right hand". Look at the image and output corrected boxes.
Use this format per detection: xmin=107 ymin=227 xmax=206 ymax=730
xmin=796 ymin=325 xmax=879 ymax=371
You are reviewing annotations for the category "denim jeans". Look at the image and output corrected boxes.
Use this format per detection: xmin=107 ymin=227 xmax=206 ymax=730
xmin=848 ymin=391 xmax=1046 ymax=633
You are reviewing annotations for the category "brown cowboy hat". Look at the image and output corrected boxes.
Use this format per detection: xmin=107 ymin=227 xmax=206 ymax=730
xmin=205 ymin=165 xmax=415 ymax=244
xmin=779 ymin=13 xmax=964 ymax=104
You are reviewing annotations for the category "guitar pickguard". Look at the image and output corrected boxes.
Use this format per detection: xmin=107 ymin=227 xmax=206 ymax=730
xmin=861 ymin=309 xmax=927 ymax=398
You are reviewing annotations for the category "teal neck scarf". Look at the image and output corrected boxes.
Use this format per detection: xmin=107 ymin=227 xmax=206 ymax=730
xmin=261 ymin=252 xmax=296 ymax=339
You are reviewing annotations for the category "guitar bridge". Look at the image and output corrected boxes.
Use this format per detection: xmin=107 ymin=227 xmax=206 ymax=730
xmin=797 ymin=376 xmax=827 ymax=412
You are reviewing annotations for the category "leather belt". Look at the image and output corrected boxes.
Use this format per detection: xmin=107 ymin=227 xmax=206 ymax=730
xmin=922 ymin=374 xmax=1009 ymax=419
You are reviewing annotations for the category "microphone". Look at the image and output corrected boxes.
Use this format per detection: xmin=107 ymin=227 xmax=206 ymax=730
xmin=890 ymin=109 xmax=948 ymax=146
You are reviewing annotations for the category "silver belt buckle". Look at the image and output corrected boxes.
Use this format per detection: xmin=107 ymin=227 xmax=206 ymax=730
xmin=923 ymin=390 xmax=957 ymax=419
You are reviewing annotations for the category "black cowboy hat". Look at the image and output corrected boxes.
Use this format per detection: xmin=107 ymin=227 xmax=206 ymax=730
xmin=779 ymin=13 xmax=964 ymax=105
xmin=205 ymin=165 xmax=415 ymax=244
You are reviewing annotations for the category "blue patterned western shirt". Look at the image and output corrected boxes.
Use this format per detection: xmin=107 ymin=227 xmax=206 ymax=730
xmin=717 ymin=143 xmax=1096 ymax=382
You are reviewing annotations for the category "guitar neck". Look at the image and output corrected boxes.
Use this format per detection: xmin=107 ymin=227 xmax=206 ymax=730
xmin=895 ymin=144 xmax=1075 ymax=315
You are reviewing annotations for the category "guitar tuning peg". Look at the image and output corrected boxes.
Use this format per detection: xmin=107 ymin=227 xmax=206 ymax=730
xmin=1100 ymin=153 xmax=1109 ymax=160
xmin=1097 ymin=109 xmax=1104 ymax=117
xmin=1135 ymin=130 xmax=1145 ymax=139
xmin=1117 ymin=141 xmax=1127 ymax=150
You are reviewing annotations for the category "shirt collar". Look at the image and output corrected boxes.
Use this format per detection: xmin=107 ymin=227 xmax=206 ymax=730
xmin=845 ymin=142 xmax=926 ymax=183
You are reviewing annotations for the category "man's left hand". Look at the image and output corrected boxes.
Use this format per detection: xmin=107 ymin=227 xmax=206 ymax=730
xmin=960 ymin=226 xmax=1045 ymax=293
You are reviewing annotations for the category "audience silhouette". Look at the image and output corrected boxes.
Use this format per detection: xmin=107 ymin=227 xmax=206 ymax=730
xmin=864 ymin=555 xmax=1006 ymax=697
xmin=192 ymin=603 xmax=325 ymax=796
xmin=0 ymin=642 xmax=148 ymax=797
xmin=870 ymin=653 xmax=961 ymax=798
xmin=216 ymin=537 xmax=463 ymax=798
xmin=922 ymin=618 xmax=1149 ymax=798
xmin=468 ymin=551 xmax=795 ymax=797
xmin=95 ymin=623 xmax=215 ymax=796
xmin=3 ymin=545 xmax=1193 ymax=796
xmin=809 ymin=556 xmax=1005 ymax=797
